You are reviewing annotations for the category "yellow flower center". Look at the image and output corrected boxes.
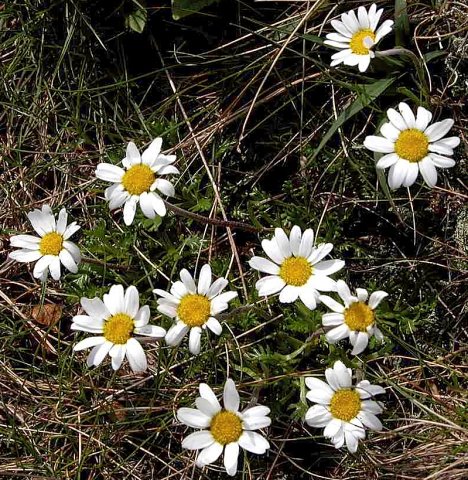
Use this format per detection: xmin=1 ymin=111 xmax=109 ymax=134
xmin=177 ymin=294 xmax=211 ymax=327
xmin=329 ymin=389 xmax=361 ymax=422
xmin=121 ymin=164 xmax=155 ymax=195
xmin=344 ymin=302 xmax=374 ymax=332
xmin=210 ymin=410 xmax=243 ymax=445
xmin=103 ymin=313 xmax=134 ymax=344
xmin=39 ymin=232 xmax=64 ymax=256
xmin=394 ymin=129 xmax=429 ymax=163
xmin=349 ymin=29 xmax=376 ymax=55
xmin=279 ymin=256 xmax=312 ymax=287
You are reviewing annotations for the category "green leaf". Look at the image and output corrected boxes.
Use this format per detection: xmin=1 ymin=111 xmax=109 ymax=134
xmin=394 ymin=0 xmax=410 ymax=46
xmin=172 ymin=0 xmax=218 ymax=20
xmin=126 ymin=8 xmax=147 ymax=34
xmin=305 ymin=77 xmax=396 ymax=167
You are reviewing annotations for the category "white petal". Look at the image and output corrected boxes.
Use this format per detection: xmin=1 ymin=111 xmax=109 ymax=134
xmin=103 ymin=285 xmax=125 ymax=315
xmin=123 ymin=198 xmax=137 ymax=225
xmin=388 ymin=160 xmax=409 ymax=190
xmin=322 ymin=313 xmax=344 ymax=326
xmin=289 ymin=225 xmax=302 ymax=256
xmin=305 ymin=404 xmax=332 ymax=427
xmin=56 ymin=208 xmax=68 ymax=234
xmin=189 ymin=327 xmax=202 ymax=355
xmin=425 ymin=119 xmax=454 ymax=142
xmin=376 ymin=153 xmax=399 ymax=169
xmin=134 ymin=305 xmax=151 ymax=327
xmin=279 ymin=285 xmax=300 ymax=303
xmin=154 ymin=178 xmax=175 ymax=197
xmin=199 ymin=383 xmax=222 ymax=411
xmin=331 ymin=19 xmax=352 ymax=37
xmin=429 ymin=153 xmax=456 ymax=168
xmin=375 ymin=19 xmax=393 ymax=42
xmin=324 ymin=418 xmax=343 ymax=438
xmin=126 ymin=338 xmax=147 ymax=372
xmin=171 ymin=281 xmax=188 ymax=299
xmin=387 ymin=108 xmax=407 ymax=131
xmin=398 ymin=102 xmax=416 ymax=128
xmin=62 ymin=223 xmax=80 ymax=240
xmin=165 ymin=322 xmax=188 ymax=346
xmin=238 ymin=431 xmax=269 ymax=454
xmin=59 ymin=249 xmax=78 ymax=273
xmin=182 ymin=431 xmax=215 ymax=451
xmin=63 ymin=241 xmax=81 ymax=263
xmin=177 ymin=408 xmax=211 ymax=429
xmin=308 ymin=243 xmax=334 ymax=265
xmin=336 ymin=280 xmax=353 ymax=305
xmin=95 ymin=163 xmax=125 ymax=183
xmin=298 ymin=228 xmax=314 ymax=258
xmin=326 ymin=324 xmax=350 ymax=344
xmin=357 ymin=411 xmax=382 ymax=431
xmin=261 ymin=238 xmax=284 ymax=264
xmin=332 ymin=361 xmax=352 ymax=388
xmin=198 ymin=264 xmax=212 ymax=295
xmin=362 ymin=400 xmax=384 ymax=414
xmin=124 ymin=286 xmax=140 ymax=317
xmin=27 ymin=210 xmax=48 ymax=236
xmin=368 ymin=291 xmax=388 ymax=309
xmin=249 ymin=256 xmax=280 ymax=275
xmin=351 ymin=332 xmax=369 ymax=355
xmin=32 ymin=254 xmax=53 ymax=279
xmin=81 ymin=297 xmax=110 ymax=320
xmin=345 ymin=430 xmax=359 ymax=453
xmin=135 ymin=324 xmax=166 ymax=338
xmin=319 ymin=295 xmax=345 ymax=313
xmin=9 ymin=234 xmax=40 ymax=249
xmin=358 ymin=55 xmax=371 ymax=72
xmin=73 ymin=336 xmax=106 ymax=351
xmin=196 ymin=397 xmax=221 ymax=417
xmin=49 ymin=257 xmax=62 ymax=280
xmin=299 ymin=287 xmax=318 ymax=310
xmin=223 ymin=378 xmax=240 ymax=412
xmin=274 ymin=228 xmax=292 ymax=258
xmin=196 ymin=442 xmax=223 ymax=467
xmin=206 ymin=317 xmax=222 ymax=335
xmin=364 ymin=135 xmax=395 ymax=154
xmin=402 ymin=161 xmax=419 ymax=188
xmin=255 ymin=275 xmax=285 ymax=296
xmin=379 ymin=122 xmax=400 ymax=142
xmin=224 ymin=442 xmax=239 ymax=477
xmin=357 ymin=381 xmax=385 ymax=399
xmin=126 ymin=142 xmax=141 ymax=164
xmin=419 ymin=157 xmax=437 ymax=188
xmin=149 ymin=192 xmax=166 ymax=217
xmin=9 ymin=249 xmax=42 ymax=262
xmin=109 ymin=344 xmax=126 ymax=370
xmin=207 ymin=277 xmax=228 ymax=298
xmin=415 ymin=106 xmax=433 ymax=130
xmin=88 ymin=340 xmax=113 ymax=367
xmin=242 ymin=405 xmax=271 ymax=418
xmin=179 ymin=269 xmax=197 ymax=293
xmin=305 ymin=378 xmax=334 ymax=404
xmin=357 ymin=6 xmax=369 ymax=28
xmin=141 ymin=138 xmax=162 ymax=164
xmin=325 ymin=368 xmax=341 ymax=391
xmin=242 ymin=416 xmax=271 ymax=430
xmin=139 ymin=192 xmax=156 ymax=219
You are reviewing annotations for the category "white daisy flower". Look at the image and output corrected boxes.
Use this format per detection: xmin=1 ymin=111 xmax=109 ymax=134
xmin=9 ymin=205 xmax=81 ymax=281
xmin=154 ymin=264 xmax=237 ymax=355
xmin=249 ymin=226 xmax=345 ymax=311
xmin=177 ymin=378 xmax=271 ymax=476
xmin=72 ymin=285 xmax=166 ymax=372
xmin=319 ymin=280 xmax=387 ymax=355
xmin=95 ymin=138 xmax=179 ymax=225
xmin=364 ymin=102 xmax=460 ymax=189
xmin=324 ymin=4 xmax=394 ymax=72
xmin=305 ymin=360 xmax=385 ymax=453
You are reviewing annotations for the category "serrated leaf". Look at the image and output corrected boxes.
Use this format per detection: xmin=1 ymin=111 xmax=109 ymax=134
xmin=172 ymin=0 xmax=217 ymax=20
xmin=126 ymin=8 xmax=147 ymax=33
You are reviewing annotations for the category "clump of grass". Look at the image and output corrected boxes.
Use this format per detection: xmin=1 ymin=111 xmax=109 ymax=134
xmin=1 ymin=0 xmax=467 ymax=478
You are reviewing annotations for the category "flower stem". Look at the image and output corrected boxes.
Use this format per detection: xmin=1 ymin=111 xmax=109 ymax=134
xmin=376 ymin=47 xmax=429 ymax=95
